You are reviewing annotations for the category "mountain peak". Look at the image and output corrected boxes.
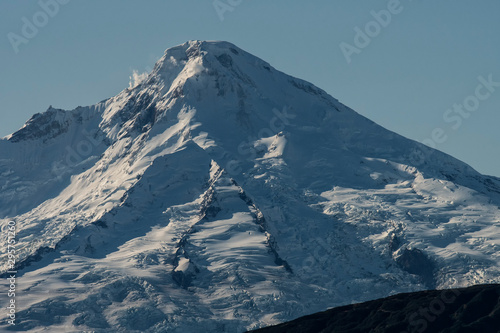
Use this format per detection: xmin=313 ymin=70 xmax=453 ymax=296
xmin=3 ymin=41 xmax=500 ymax=332
xmin=8 ymin=41 xmax=331 ymax=144
xmin=149 ymin=40 xmax=275 ymax=89
xmin=98 ymin=40 xmax=337 ymax=141
xmin=162 ymin=40 xmax=254 ymax=62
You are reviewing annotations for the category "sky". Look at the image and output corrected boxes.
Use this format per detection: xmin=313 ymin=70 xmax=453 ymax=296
xmin=0 ymin=0 xmax=499 ymax=176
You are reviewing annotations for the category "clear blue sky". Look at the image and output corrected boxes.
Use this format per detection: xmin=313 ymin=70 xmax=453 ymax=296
xmin=1 ymin=0 xmax=499 ymax=176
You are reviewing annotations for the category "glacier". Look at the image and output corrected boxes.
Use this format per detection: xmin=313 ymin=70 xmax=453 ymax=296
xmin=1 ymin=40 xmax=500 ymax=332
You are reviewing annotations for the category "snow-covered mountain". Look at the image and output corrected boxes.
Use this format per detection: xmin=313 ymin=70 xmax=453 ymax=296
xmin=1 ymin=40 xmax=500 ymax=332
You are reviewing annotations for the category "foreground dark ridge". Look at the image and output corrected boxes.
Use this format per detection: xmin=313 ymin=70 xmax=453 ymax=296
xmin=250 ymin=284 xmax=500 ymax=333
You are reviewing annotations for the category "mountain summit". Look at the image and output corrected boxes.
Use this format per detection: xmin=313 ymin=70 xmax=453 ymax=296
xmin=1 ymin=41 xmax=500 ymax=332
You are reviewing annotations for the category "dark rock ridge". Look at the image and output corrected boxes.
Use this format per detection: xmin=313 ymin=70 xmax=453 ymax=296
xmin=250 ymin=284 xmax=500 ymax=333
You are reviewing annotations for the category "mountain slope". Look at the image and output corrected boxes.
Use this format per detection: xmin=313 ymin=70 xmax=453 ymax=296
xmin=1 ymin=40 xmax=500 ymax=332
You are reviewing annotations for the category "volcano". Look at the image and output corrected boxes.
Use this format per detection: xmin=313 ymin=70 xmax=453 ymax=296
xmin=1 ymin=41 xmax=500 ymax=332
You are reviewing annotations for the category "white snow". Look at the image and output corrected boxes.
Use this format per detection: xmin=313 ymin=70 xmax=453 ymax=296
xmin=1 ymin=40 xmax=500 ymax=332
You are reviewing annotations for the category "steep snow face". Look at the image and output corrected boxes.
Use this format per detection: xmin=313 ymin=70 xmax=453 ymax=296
xmin=1 ymin=40 xmax=500 ymax=332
